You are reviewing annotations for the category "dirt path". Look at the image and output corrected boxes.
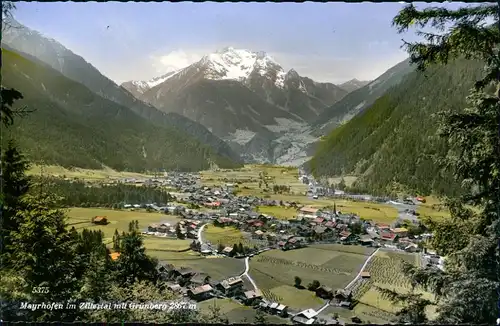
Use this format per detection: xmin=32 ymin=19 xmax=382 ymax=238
xmin=240 ymin=256 xmax=258 ymax=291
xmin=344 ymin=247 xmax=380 ymax=290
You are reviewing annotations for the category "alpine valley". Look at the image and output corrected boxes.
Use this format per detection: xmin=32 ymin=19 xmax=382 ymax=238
xmin=122 ymin=47 xmax=352 ymax=164
xmin=2 ymin=18 xmax=419 ymax=171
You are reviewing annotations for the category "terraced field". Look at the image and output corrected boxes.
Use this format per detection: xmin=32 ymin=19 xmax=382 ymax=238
xmin=249 ymin=245 xmax=371 ymax=310
xmin=340 ymin=249 xmax=436 ymax=323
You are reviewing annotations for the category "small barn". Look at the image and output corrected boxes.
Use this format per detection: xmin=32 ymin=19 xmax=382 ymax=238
xmin=92 ymin=216 xmax=108 ymax=225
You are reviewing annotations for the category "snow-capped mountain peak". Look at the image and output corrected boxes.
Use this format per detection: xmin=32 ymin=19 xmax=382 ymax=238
xmin=126 ymin=70 xmax=180 ymax=94
xmin=123 ymin=47 xmax=289 ymax=93
xmin=199 ymin=47 xmax=282 ymax=83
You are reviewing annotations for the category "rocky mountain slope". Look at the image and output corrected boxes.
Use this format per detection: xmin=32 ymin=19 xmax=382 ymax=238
xmin=307 ymin=58 xmax=484 ymax=196
xmin=122 ymin=47 xmax=348 ymax=163
xmin=2 ymin=48 xmax=241 ymax=171
xmin=2 ymin=19 xmax=242 ymax=164
xmin=338 ymin=78 xmax=371 ymax=93
xmin=263 ymin=59 xmax=415 ymax=167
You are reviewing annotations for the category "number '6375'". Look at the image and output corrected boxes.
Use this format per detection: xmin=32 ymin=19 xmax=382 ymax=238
xmin=32 ymin=287 xmax=49 ymax=294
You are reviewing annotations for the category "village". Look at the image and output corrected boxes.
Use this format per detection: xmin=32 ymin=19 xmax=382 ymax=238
xmin=86 ymin=168 xmax=444 ymax=325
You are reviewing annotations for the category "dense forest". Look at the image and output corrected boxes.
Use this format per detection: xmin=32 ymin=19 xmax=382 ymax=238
xmin=1 ymin=48 xmax=242 ymax=172
xmin=308 ymin=58 xmax=485 ymax=197
xmin=31 ymin=177 xmax=174 ymax=208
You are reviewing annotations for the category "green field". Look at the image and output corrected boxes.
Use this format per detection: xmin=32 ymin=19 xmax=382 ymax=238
xmin=256 ymin=206 xmax=298 ymax=220
xmin=198 ymin=298 xmax=290 ymax=324
xmin=249 ymin=245 xmax=371 ymax=310
xmin=200 ymin=164 xmax=307 ymax=197
xmin=167 ymin=257 xmax=245 ymax=282
xmin=322 ymin=302 xmax=396 ymax=324
xmin=203 ymin=225 xmax=263 ymax=248
xmin=67 ymin=207 xmax=180 ymax=242
xmin=28 ymin=164 xmax=152 ymax=181
xmin=416 ymin=196 xmax=451 ymax=222
xmin=201 ymin=165 xmax=398 ymax=224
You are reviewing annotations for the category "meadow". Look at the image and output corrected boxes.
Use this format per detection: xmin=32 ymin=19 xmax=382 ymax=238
xmin=256 ymin=205 xmax=298 ymax=220
xmin=28 ymin=164 xmax=152 ymax=181
xmin=201 ymin=164 xmax=399 ymax=224
xmin=248 ymin=244 xmax=372 ymax=310
xmin=203 ymin=225 xmax=265 ymax=248
xmin=198 ymin=298 xmax=291 ymax=324
xmin=67 ymin=207 xmax=180 ymax=242
xmin=416 ymin=196 xmax=451 ymax=222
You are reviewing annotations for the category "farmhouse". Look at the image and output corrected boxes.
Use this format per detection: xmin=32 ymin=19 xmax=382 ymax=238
xmin=92 ymin=216 xmax=108 ymax=225
xmin=392 ymin=227 xmax=408 ymax=237
xmin=359 ymin=234 xmax=374 ymax=246
xmin=243 ymin=290 xmax=262 ymax=305
xmin=299 ymin=206 xmax=319 ymax=218
xmin=315 ymin=285 xmax=334 ymax=299
xmin=334 ymin=289 xmax=353 ymax=302
xmin=222 ymin=247 xmax=233 ymax=255
xmin=274 ymin=304 xmax=288 ymax=317
xmin=217 ymin=277 xmax=244 ymax=297
xmin=187 ymin=284 xmax=213 ymax=301
xmin=166 ymin=283 xmax=182 ymax=293
xmin=380 ymin=231 xmax=398 ymax=243
xmin=360 ymin=271 xmax=371 ymax=279
xmin=292 ymin=308 xmax=317 ymax=324
xmin=190 ymin=273 xmax=210 ymax=286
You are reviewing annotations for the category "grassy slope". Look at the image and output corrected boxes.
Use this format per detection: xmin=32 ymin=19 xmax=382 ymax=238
xmin=309 ymin=59 xmax=485 ymax=196
xmin=2 ymin=48 xmax=240 ymax=172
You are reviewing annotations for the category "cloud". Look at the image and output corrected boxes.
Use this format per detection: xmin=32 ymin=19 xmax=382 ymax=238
xmin=150 ymin=49 xmax=205 ymax=75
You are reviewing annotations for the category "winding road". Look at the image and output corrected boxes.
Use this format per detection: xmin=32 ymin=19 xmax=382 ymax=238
xmin=197 ymin=223 xmax=207 ymax=244
xmin=197 ymin=222 xmax=259 ymax=291
xmin=313 ymin=248 xmax=381 ymax=318
xmin=240 ymin=257 xmax=259 ymax=291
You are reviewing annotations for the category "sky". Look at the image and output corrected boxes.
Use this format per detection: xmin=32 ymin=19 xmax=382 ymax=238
xmin=13 ymin=1 xmax=467 ymax=84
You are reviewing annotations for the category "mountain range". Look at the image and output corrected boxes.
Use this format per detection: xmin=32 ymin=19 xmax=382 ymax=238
xmin=121 ymin=47 xmax=353 ymax=163
xmin=5 ymin=17 xmax=470 ymax=198
xmin=338 ymin=79 xmax=371 ymax=93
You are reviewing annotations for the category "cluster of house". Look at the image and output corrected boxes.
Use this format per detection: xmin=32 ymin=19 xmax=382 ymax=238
xmin=157 ymin=263 xmax=290 ymax=313
xmin=145 ymin=219 xmax=203 ymax=239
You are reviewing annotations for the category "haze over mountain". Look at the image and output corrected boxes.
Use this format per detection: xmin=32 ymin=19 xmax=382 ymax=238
xmin=339 ymin=79 xmax=371 ymax=93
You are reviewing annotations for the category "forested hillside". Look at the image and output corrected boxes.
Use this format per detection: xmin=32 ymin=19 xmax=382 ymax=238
xmin=2 ymin=21 xmax=243 ymax=164
xmin=308 ymin=58 xmax=485 ymax=196
xmin=1 ymin=48 xmax=241 ymax=171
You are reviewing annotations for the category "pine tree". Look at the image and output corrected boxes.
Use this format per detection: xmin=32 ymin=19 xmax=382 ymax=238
xmin=112 ymin=229 xmax=121 ymax=252
xmin=115 ymin=221 xmax=158 ymax=286
xmin=8 ymin=193 xmax=83 ymax=321
xmin=377 ymin=3 xmax=500 ymax=323
xmin=1 ymin=140 xmax=31 ymax=266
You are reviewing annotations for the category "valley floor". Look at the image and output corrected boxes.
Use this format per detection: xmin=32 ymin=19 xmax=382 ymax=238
xmin=52 ymin=163 xmax=447 ymax=324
